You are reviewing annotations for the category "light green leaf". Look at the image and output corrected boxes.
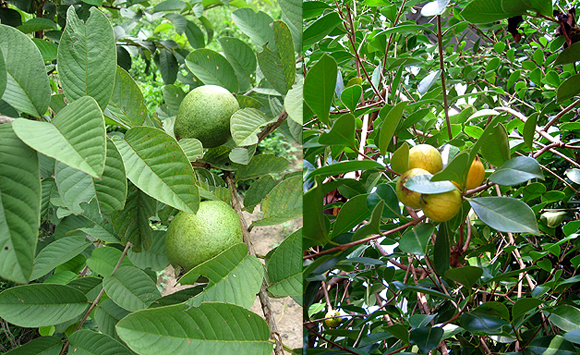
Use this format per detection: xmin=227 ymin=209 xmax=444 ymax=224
xmin=279 ymin=0 xmax=302 ymax=52
xmin=17 ymin=18 xmax=57 ymax=33
xmin=103 ymin=266 xmax=161 ymax=312
xmin=480 ymin=123 xmax=510 ymax=167
xmin=113 ymin=127 xmax=199 ymax=215
xmin=243 ymin=175 xmax=277 ymax=212
xmin=162 ymin=84 xmax=186 ymax=116
xmin=104 ymin=66 xmax=148 ymax=129
xmin=256 ymin=20 xmax=295 ymax=95
xmin=127 ymin=230 xmax=170 ymax=272
xmin=0 ymin=123 xmax=40 ymax=284
xmin=0 ymin=24 xmax=50 ymax=117
xmin=267 ymin=229 xmax=302 ymax=297
xmin=231 ymin=8 xmax=275 ymax=50
xmin=304 ymin=53 xmax=337 ymax=125
xmin=489 ymin=156 xmax=544 ymax=186
xmin=285 ymin=84 xmax=303 ymax=124
xmin=445 ymin=266 xmax=483 ymax=289
xmin=557 ymin=74 xmax=580 ymax=103
xmin=235 ymin=154 xmax=289 ymax=181
xmin=57 ymin=7 xmax=116 ymax=110
xmin=378 ymin=101 xmax=408 ymax=155
xmin=218 ymin=37 xmax=256 ymax=91
xmin=548 ymin=305 xmax=580 ymax=332
xmin=69 ymin=330 xmax=133 ymax=355
xmin=231 ymin=108 xmax=273 ymax=146
xmin=340 ymin=84 xmax=362 ymax=112
xmin=469 ymin=196 xmax=540 ymax=235
xmin=180 ymin=243 xmax=263 ymax=309
xmin=31 ymin=236 xmax=92 ymax=280
xmin=303 ymin=11 xmax=341 ymax=50
xmin=179 ymin=138 xmax=203 ymax=162
xmin=86 ymin=246 xmax=134 ymax=277
xmin=253 ymin=175 xmax=302 ymax=226
xmin=319 ymin=114 xmax=356 ymax=148
xmin=12 ymin=96 xmax=106 ymax=179
xmin=0 ymin=284 xmax=89 ymax=327
xmin=399 ymin=224 xmax=435 ymax=255
xmin=93 ymin=299 xmax=130 ymax=341
xmin=185 ymin=49 xmax=238 ymax=93
xmin=117 ymin=303 xmax=273 ymax=354
xmin=94 ymin=138 xmax=127 ymax=212
xmin=461 ymin=0 xmax=517 ymax=23
xmin=54 ymin=161 xmax=96 ymax=215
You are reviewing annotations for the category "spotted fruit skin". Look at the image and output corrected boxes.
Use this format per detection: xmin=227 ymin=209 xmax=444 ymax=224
xmin=325 ymin=310 xmax=342 ymax=328
xmin=466 ymin=156 xmax=485 ymax=190
xmin=419 ymin=189 xmax=463 ymax=222
xmin=408 ymin=144 xmax=443 ymax=174
xmin=396 ymin=168 xmax=431 ymax=209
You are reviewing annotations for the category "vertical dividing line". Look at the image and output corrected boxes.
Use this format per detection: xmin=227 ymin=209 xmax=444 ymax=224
xmin=437 ymin=15 xmax=452 ymax=140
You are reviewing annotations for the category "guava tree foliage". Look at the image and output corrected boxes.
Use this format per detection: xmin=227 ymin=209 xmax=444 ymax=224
xmin=0 ymin=0 xmax=302 ymax=353
xmin=303 ymin=0 xmax=580 ymax=353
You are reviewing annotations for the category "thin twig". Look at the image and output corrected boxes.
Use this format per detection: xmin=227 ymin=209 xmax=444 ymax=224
xmin=437 ymin=15 xmax=452 ymax=140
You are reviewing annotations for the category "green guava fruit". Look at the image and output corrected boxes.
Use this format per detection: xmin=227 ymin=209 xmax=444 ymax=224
xmin=174 ymin=85 xmax=239 ymax=148
xmin=165 ymin=200 xmax=243 ymax=273
xmin=325 ymin=310 xmax=342 ymax=328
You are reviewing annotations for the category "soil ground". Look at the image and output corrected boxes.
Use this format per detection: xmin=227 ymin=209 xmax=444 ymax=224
xmin=157 ymin=213 xmax=303 ymax=354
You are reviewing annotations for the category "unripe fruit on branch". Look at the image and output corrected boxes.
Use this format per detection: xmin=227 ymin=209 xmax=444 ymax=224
xmin=419 ymin=189 xmax=463 ymax=222
xmin=396 ymin=168 xmax=431 ymax=209
xmin=465 ymin=156 xmax=485 ymax=190
xmin=324 ymin=310 xmax=342 ymax=328
xmin=408 ymin=144 xmax=443 ymax=174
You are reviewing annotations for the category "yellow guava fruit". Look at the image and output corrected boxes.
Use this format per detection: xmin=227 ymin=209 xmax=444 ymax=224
xmin=324 ymin=310 xmax=342 ymax=328
xmin=164 ymin=200 xmax=243 ymax=273
xmin=465 ymin=156 xmax=486 ymax=190
xmin=408 ymin=144 xmax=443 ymax=174
xmin=419 ymin=189 xmax=463 ymax=222
xmin=174 ymin=85 xmax=239 ymax=148
xmin=396 ymin=168 xmax=431 ymax=209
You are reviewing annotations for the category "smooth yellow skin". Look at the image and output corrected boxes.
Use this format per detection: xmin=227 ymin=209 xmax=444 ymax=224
xmin=408 ymin=144 xmax=443 ymax=174
xmin=396 ymin=168 xmax=431 ymax=209
xmin=420 ymin=189 xmax=463 ymax=222
xmin=465 ymin=156 xmax=485 ymax=190
xmin=325 ymin=310 xmax=342 ymax=328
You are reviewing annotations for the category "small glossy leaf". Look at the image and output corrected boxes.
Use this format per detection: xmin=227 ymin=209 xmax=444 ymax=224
xmin=480 ymin=123 xmax=510 ymax=167
xmin=409 ymin=327 xmax=443 ymax=354
xmin=461 ymin=0 xmax=516 ymax=23
xmin=523 ymin=112 xmax=538 ymax=150
xmin=69 ymin=330 xmax=133 ymax=355
xmin=12 ymin=96 xmax=106 ymax=179
xmin=117 ymin=303 xmax=273 ymax=355
xmin=103 ymin=266 xmax=161 ymax=311
xmin=267 ymin=229 xmax=302 ymax=296
xmin=303 ymin=11 xmax=341 ymax=49
xmin=399 ymin=223 xmax=435 ymax=255
xmin=528 ymin=335 xmax=577 ymax=355
xmin=0 ymin=284 xmax=88 ymax=327
xmin=405 ymin=174 xmax=457 ymax=194
xmin=418 ymin=70 xmax=440 ymax=95
xmin=548 ymin=305 xmax=580 ymax=332
xmin=113 ymin=127 xmax=199 ymax=215
xmin=57 ymin=7 xmax=116 ymax=110
xmin=461 ymin=311 xmax=509 ymax=334
xmin=469 ymin=196 xmax=540 ymax=234
xmin=185 ymin=49 xmax=238 ymax=93
xmin=331 ymin=194 xmax=370 ymax=237
xmin=392 ymin=281 xmax=453 ymax=300
xmin=253 ymin=175 xmax=302 ymax=226
xmin=434 ymin=223 xmax=450 ymax=275
xmin=378 ymin=101 xmax=408 ymax=155
xmin=445 ymin=266 xmax=483 ymax=289
xmin=31 ymin=236 xmax=92 ymax=280
xmin=557 ymin=74 xmax=580 ymax=102
xmin=104 ymin=67 xmax=148 ymax=129
xmin=489 ymin=156 xmax=544 ymax=186
xmin=0 ymin=123 xmax=40 ymax=284
xmin=566 ymin=168 xmax=580 ymax=184
xmin=554 ymin=42 xmax=580 ymax=66
xmin=308 ymin=160 xmax=384 ymax=180
xmin=512 ymin=298 xmax=543 ymax=320
xmin=0 ymin=24 xmax=50 ymax=117
xmin=391 ymin=142 xmax=409 ymax=174
xmin=304 ymin=53 xmax=337 ymax=125
xmin=563 ymin=328 xmax=580 ymax=346
xmin=319 ymin=113 xmax=356 ymax=147
xmin=340 ymin=84 xmax=362 ymax=112
xmin=367 ymin=183 xmax=400 ymax=219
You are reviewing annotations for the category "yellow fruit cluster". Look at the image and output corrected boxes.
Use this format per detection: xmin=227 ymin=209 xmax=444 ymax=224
xmin=395 ymin=144 xmax=469 ymax=222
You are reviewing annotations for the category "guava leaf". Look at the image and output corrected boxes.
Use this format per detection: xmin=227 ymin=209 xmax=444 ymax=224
xmin=30 ymin=236 xmax=92 ymax=281
xmin=185 ymin=49 xmax=238 ymax=93
xmin=267 ymin=228 xmax=302 ymax=296
xmin=0 ymin=336 xmax=62 ymax=355
xmin=68 ymin=330 xmax=133 ymax=355
xmin=161 ymin=84 xmax=186 ymax=116
xmin=231 ymin=108 xmax=275 ymax=146
xmin=218 ymin=37 xmax=256 ymax=92
xmin=57 ymin=7 xmax=116 ymax=110
xmin=0 ymin=24 xmax=50 ymax=117
xmin=180 ymin=243 xmax=263 ymax=309
xmin=243 ymin=175 xmax=277 ymax=212
xmin=94 ymin=138 xmax=127 ymax=212
xmin=231 ymin=8 xmax=275 ymax=50
xmin=0 ymin=123 xmax=40 ymax=284
xmin=54 ymin=161 xmax=96 ymax=215
xmin=93 ymin=299 xmax=130 ymax=341
xmin=253 ymin=174 xmax=302 ymax=226
xmin=86 ymin=246 xmax=134 ymax=277
xmin=104 ymin=67 xmax=148 ymax=129
xmin=127 ymin=230 xmax=170 ymax=272
xmin=102 ymin=266 xmax=161 ymax=312
xmin=0 ymin=284 xmax=89 ymax=327
xmin=285 ymin=83 xmax=303 ymax=124
xmin=235 ymin=154 xmax=290 ymax=181
xmin=116 ymin=303 xmax=273 ymax=355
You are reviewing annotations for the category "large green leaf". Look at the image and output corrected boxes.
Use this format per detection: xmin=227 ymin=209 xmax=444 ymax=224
xmin=12 ymin=96 xmax=106 ymax=179
xmin=93 ymin=299 xmax=130 ymax=340
xmin=235 ymin=154 xmax=289 ymax=181
xmin=409 ymin=327 xmax=443 ymax=354
xmin=161 ymin=84 xmax=186 ymax=116
xmin=127 ymin=230 xmax=170 ymax=272
xmin=399 ymin=223 xmax=435 ymax=256
xmin=218 ymin=37 xmax=256 ymax=92
xmin=69 ymin=330 xmax=133 ymax=355
xmin=1 ymin=335 xmax=62 ymax=355
xmin=31 ymin=236 xmax=92 ymax=280
xmin=267 ymin=228 xmax=302 ymax=296
xmin=117 ymin=303 xmax=273 ymax=354
xmin=331 ymin=194 xmax=370 ymax=237
xmin=378 ymin=101 xmax=408 ymax=156
xmin=557 ymin=74 xmax=580 ymax=103
xmin=461 ymin=0 xmax=518 ymax=23
xmin=0 ymin=284 xmax=89 ymax=327
xmin=231 ymin=8 xmax=275 ymax=50
xmin=0 ymin=24 xmax=50 ymax=117
xmin=319 ymin=113 xmax=356 ymax=147
xmin=256 ymin=21 xmax=295 ymax=95
xmin=445 ymin=266 xmax=484 ymax=290
xmin=285 ymin=83 xmax=303 ymax=124
xmin=86 ymin=246 xmax=134 ymax=277
xmin=0 ymin=123 xmax=40 ymax=284
xmin=307 ymin=160 xmax=384 ymax=180
xmin=57 ymin=7 xmax=116 ymax=110
xmin=185 ymin=49 xmax=238 ymax=93
xmin=528 ymin=335 xmax=577 ymax=355
xmin=253 ymin=174 xmax=302 ymax=226
xmin=180 ymin=243 xmax=263 ymax=309
xmin=111 ymin=182 xmax=156 ymax=252
xmin=0 ymin=48 xmax=5 ymax=99
xmin=548 ymin=305 xmax=580 ymax=332
xmin=304 ymin=53 xmax=337 ymax=125
xmin=113 ymin=127 xmax=199 ymax=215
xmin=94 ymin=138 xmax=127 ymax=212
xmin=278 ymin=0 xmax=301 ymax=52
xmin=480 ymin=123 xmax=510 ymax=167
xmin=469 ymin=196 xmax=540 ymax=234
xmin=104 ymin=67 xmax=148 ymax=129
xmin=460 ymin=311 xmax=509 ymax=334
xmin=303 ymin=11 xmax=341 ymax=50
xmin=488 ymin=156 xmax=544 ymax=186
xmin=103 ymin=266 xmax=161 ymax=312
xmin=54 ymin=161 xmax=96 ymax=215
xmin=154 ymin=49 xmax=178 ymax=85
xmin=230 ymin=108 xmax=275 ymax=146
